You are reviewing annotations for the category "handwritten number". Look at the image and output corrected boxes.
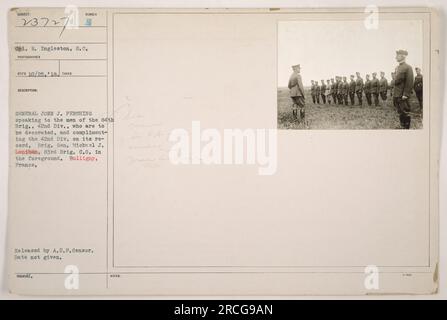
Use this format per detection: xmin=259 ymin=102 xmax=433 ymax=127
xmin=59 ymin=16 xmax=73 ymax=37
xmin=20 ymin=16 xmax=72 ymax=37
xmin=23 ymin=18 xmax=39 ymax=27
xmin=40 ymin=17 xmax=49 ymax=27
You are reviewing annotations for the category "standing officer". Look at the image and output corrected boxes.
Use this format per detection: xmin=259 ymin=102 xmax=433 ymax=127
xmin=320 ymin=80 xmax=327 ymax=104
xmin=414 ymin=67 xmax=423 ymax=110
xmin=355 ymin=72 xmax=364 ymax=106
xmin=364 ymin=74 xmax=372 ymax=106
xmin=315 ymin=80 xmax=321 ymax=104
xmin=288 ymin=64 xmax=305 ymax=121
xmin=379 ymin=71 xmax=388 ymax=102
xmin=371 ymin=72 xmax=380 ymax=106
xmin=310 ymin=80 xmax=316 ymax=104
xmin=393 ymin=50 xmax=414 ymax=129
xmin=349 ymin=75 xmax=356 ymax=105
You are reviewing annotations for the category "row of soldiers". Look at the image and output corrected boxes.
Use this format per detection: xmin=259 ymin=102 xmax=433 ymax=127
xmin=288 ymin=50 xmax=423 ymax=129
xmin=309 ymin=69 xmax=423 ymax=109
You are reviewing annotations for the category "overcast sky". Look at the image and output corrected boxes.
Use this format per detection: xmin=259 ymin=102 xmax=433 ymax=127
xmin=278 ymin=19 xmax=423 ymax=87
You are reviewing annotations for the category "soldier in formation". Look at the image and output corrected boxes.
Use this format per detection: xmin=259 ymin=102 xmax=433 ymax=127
xmin=389 ymin=72 xmax=395 ymax=98
xmin=311 ymin=80 xmax=316 ymax=104
xmin=320 ymin=80 xmax=327 ymax=104
xmin=315 ymin=81 xmax=321 ymax=104
xmin=371 ymin=72 xmax=380 ymax=106
xmin=414 ymin=67 xmax=423 ymax=110
xmin=330 ymin=78 xmax=336 ymax=104
xmin=349 ymin=75 xmax=356 ymax=105
xmin=364 ymin=74 xmax=372 ymax=106
xmin=341 ymin=77 xmax=349 ymax=105
xmin=379 ymin=72 xmax=388 ymax=102
xmin=337 ymin=77 xmax=343 ymax=105
xmin=326 ymin=79 xmax=332 ymax=104
xmin=303 ymin=52 xmax=421 ymax=121
xmin=355 ymin=72 xmax=364 ymax=106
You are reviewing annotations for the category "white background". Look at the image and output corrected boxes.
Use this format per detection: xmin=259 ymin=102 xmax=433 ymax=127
xmin=0 ymin=0 xmax=445 ymax=299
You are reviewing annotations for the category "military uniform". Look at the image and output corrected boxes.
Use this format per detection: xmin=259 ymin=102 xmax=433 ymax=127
xmin=311 ymin=84 xmax=316 ymax=104
xmin=338 ymin=82 xmax=345 ymax=105
xmin=288 ymin=69 xmax=305 ymax=120
xmin=342 ymin=81 xmax=349 ymax=105
xmin=364 ymin=79 xmax=372 ymax=106
xmin=349 ymin=79 xmax=356 ymax=105
xmin=331 ymin=81 xmax=336 ymax=104
xmin=370 ymin=77 xmax=380 ymax=106
xmin=393 ymin=59 xmax=414 ymax=129
xmin=389 ymin=78 xmax=395 ymax=97
xmin=315 ymin=84 xmax=321 ymax=104
xmin=355 ymin=77 xmax=364 ymax=106
xmin=326 ymin=81 xmax=332 ymax=104
xmin=333 ymin=81 xmax=339 ymax=104
xmin=320 ymin=82 xmax=327 ymax=104
xmin=337 ymin=80 xmax=344 ymax=105
xmin=414 ymin=74 xmax=423 ymax=109
xmin=379 ymin=77 xmax=388 ymax=101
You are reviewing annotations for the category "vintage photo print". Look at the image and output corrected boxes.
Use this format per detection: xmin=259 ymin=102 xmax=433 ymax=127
xmin=277 ymin=19 xmax=424 ymax=130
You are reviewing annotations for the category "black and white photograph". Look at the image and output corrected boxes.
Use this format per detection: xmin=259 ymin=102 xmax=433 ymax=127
xmin=1 ymin=4 xmax=444 ymax=302
xmin=277 ymin=19 xmax=424 ymax=130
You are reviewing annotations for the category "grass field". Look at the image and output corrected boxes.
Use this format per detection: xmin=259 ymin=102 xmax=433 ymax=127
xmin=277 ymin=87 xmax=423 ymax=130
